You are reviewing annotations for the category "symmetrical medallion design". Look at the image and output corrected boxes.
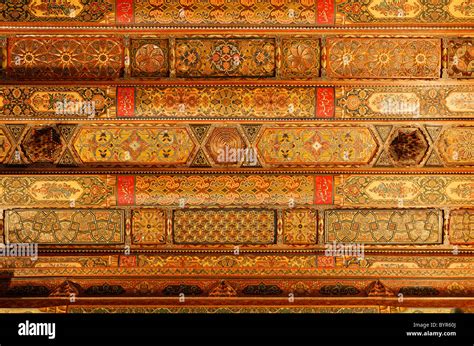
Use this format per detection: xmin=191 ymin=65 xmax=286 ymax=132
xmin=175 ymin=38 xmax=276 ymax=78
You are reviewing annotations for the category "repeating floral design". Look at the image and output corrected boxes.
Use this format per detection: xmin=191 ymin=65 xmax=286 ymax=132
xmin=1 ymin=6 xmax=473 ymax=309
xmin=8 ymin=37 xmax=123 ymax=80
xmin=10 ymin=122 xmax=474 ymax=169
xmin=5 ymin=253 xmax=474 ymax=278
xmin=175 ymin=39 xmax=275 ymax=77
xmin=325 ymin=209 xmax=442 ymax=244
xmin=134 ymin=86 xmax=317 ymax=118
xmin=130 ymin=38 xmax=169 ymax=77
xmin=5 ymin=209 xmax=124 ymax=244
xmin=326 ymin=38 xmax=441 ymax=79
xmin=133 ymin=0 xmax=323 ymax=25
xmin=2 ymin=0 xmax=473 ymax=25
xmin=447 ymin=39 xmax=474 ymax=78
xmin=3 ymin=36 xmax=464 ymax=82
xmin=369 ymin=0 xmax=422 ymax=18
xmin=451 ymin=0 xmax=474 ymax=17
xmin=8 ymin=122 xmax=474 ymax=169
xmin=173 ymin=209 xmax=276 ymax=244
xmin=135 ymin=175 xmax=316 ymax=206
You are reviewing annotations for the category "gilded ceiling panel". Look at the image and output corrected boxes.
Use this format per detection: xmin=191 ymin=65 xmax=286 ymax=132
xmin=326 ymin=38 xmax=441 ymax=79
xmin=0 ymin=0 xmax=473 ymax=316
xmin=5 ymin=209 xmax=125 ymax=244
xmin=1 ymin=0 xmax=472 ymax=26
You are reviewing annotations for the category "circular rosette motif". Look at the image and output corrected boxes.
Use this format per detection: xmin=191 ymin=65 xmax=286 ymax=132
xmin=205 ymin=127 xmax=246 ymax=165
xmin=210 ymin=43 xmax=244 ymax=74
xmin=49 ymin=39 xmax=84 ymax=77
xmin=366 ymin=40 xmax=395 ymax=77
xmin=134 ymin=44 xmax=165 ymax=73
xmin=402 ymin=40 xmax=440 ymax=77
xmin=84 ymin=39 xmax=123 ymax=79
xmin=9 ymin=39 xmax=50 ymax=78
xmin=285 ymin=42 xmax=318 ymax=74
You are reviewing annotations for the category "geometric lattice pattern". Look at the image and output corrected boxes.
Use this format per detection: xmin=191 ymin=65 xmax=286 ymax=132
xmin=5 ymin=209 xmax=124 ymax=244
xmin=325 ymin=209 xmax=443 ymax=244
xmin=173 ymin=209 xmax=276 ymax=244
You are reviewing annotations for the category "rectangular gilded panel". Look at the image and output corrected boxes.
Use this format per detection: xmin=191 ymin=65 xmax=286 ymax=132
xmin=283 ymin=209 xmax=317 ymax=245
xmin=132 ymin=209 xmax=167 ymax=245
xmin=173 ymin=209 xmax=276 ymax=244
xmin=0 ymin=0 xmax=114 ymax=24
xmin=335 ymin=175 xmax=474 ymax=207
xmin=335 ymin=85 xmax=474 ymax=119
xmin=0 ymin=175 xmax=114 ymax=208
xmin=131 ymin=0 xmax=333 ymax=26
xmin=449 ymin=209 xmax=474 ymax=244
xmin=72 ymin=125 xmax=195 ymax=165
xmin=175 ymin=38 xmax=275 ymax=78
xmin=324 ymin=209 xmax=443 ymax=244
xmin=447 ymin=38 xmax=474 ymax=78
xmin=134 ymin=175 xmax=320 ymax=206
xmin=0 ymin=86 xmax=115 ymax=118
xmin=10 ymin=122 xmax=474 ymax=169
xmin=134 ymin=86 xmax=320 ymax=118
xmin=326 ymin=38 xmax=441 ymax=79
xmin=5 ymin=209 xmax=125 ymax=245
xmin=5 ymin=84 xmax=473 ymax=119
xmin=256 ymin=126 xmax=378 ymax=166
xmin=7 ymin=37 xmax=123 ymax=80
xmin=336 ymin=0 xmax=474 ymax=24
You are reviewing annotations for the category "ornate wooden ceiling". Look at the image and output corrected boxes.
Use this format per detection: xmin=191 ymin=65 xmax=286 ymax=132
xmin=0 ymin=0 xmax=473 ymax=314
